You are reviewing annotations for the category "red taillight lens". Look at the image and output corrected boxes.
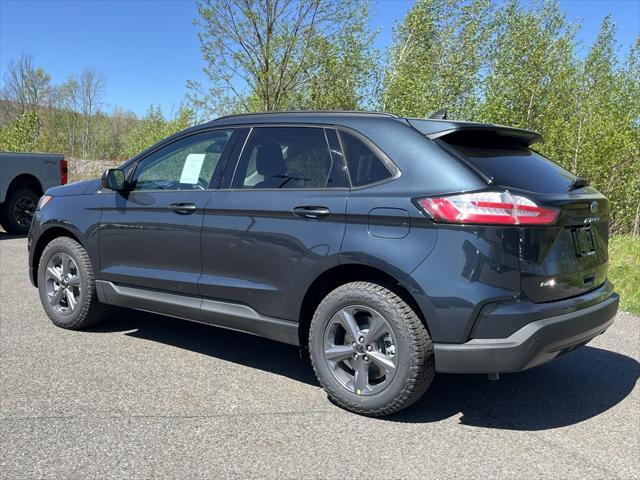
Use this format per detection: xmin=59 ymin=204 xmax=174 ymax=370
xmin=417 ymin=191 xmax=559 ymax=225
xmin=60 ymin=159 xmax=68 ymax=185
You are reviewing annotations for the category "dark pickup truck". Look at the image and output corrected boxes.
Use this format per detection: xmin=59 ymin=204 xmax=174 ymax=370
xmin=0 ymin=152 xmax=67 ymax=234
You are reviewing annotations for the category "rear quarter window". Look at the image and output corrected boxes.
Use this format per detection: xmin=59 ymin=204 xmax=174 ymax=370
xmin=339 ymin=131 xmax=393 ymax=187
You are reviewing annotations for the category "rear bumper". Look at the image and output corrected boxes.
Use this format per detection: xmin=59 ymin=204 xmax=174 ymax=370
xmin=433 ymin=292 xmax=619 ymax=373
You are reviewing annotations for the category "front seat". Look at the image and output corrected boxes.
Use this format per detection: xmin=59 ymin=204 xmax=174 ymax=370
xmin=254 ymin=143 xmax=287 ymax=189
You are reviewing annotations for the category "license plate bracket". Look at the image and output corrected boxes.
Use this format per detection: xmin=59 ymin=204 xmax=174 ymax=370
xmin=572 ymin=226 xmax=595 ymax=257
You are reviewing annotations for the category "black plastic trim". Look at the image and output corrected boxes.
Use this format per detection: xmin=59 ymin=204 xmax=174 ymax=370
xmin=96 ymin=281 xmax=300 ymax=346
xmin=470 ymin=280 xmax=615 ymax=339
xmin=433 ymin=293 xmax=618 ymax=374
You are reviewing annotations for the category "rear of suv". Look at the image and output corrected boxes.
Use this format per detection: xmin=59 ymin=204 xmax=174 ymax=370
xmin=28 ymin=111 xmax=618 ymax=417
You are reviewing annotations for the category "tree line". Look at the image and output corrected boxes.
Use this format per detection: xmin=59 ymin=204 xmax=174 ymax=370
xmin=1 ymin=0 xmax=638 ymax=234
xmin=0 ymin=54 xmax=192 ymax=161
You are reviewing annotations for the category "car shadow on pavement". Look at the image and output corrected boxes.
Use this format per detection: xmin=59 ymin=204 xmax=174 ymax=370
xmin=90 ymin=309 xmax=639 ymax=431
xmin=90 ymin=308 xmax=320 ymax=387
xmin=390 ymin=346 xmax=640 ymax=430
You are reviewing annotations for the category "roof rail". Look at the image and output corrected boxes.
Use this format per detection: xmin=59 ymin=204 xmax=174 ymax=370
xmin=214 ymin=110 xmax=399 ymax=121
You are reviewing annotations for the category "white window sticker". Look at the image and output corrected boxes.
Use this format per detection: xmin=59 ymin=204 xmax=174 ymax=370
xmin=180 ymin=153 xmax=206 ymax=184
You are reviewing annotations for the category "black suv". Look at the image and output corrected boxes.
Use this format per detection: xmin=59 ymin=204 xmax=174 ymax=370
xmin=28 ymin=111 xmax=619 ymax=416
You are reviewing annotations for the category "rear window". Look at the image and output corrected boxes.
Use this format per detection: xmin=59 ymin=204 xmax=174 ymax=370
xmin=442 ymin=137 xmax=577 ymax=194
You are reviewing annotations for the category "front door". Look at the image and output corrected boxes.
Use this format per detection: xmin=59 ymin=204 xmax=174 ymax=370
xmin=99 ymin=128 xmax=236 ymax=295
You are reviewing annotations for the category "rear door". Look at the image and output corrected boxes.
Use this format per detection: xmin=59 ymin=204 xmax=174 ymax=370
xmin=439 ymin=133 xmax=610 ymax=303
xmin=199 ymin=125 xmax=349 ymax=322
xmin=99 ymin=129 xmax=236 ymax=295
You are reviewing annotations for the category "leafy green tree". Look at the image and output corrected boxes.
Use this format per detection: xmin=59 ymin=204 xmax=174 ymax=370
xmin=622 ymin=38 xmax=640 ymax=234
xmin=569 ymin=20 xmax=640 ymax=234
xmin=382 ymin=0 xmax=494 ymax=118
xmin=189 ymin=0 xmax=376 ymax=117
xmin=297 ymin=2 xmax=379 ymax=110
xmin=479 ymin=0 xmax=577 ymax=131
xmin=0 ymin=110 xmax=39 ymax=151
xmin=124 ymin=106 xmax=193 ymax=158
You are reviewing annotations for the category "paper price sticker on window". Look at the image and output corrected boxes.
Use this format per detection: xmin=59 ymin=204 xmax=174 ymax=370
xmin=180 ymin=153 xmax=206 ymax=184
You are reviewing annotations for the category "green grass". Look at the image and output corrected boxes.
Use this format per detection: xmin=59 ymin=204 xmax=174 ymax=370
xmin=609 ymin=235 xmax=640 ymax=315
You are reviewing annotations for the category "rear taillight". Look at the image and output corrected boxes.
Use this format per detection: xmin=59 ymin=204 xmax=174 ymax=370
xmin=60 ymin=159 xmax=68 ymax=185
xmin=417 ymin=191 xmax=559 ymax=225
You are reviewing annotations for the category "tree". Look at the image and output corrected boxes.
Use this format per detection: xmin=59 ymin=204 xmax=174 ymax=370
xmin=382 ymin=0 xmax=495 ymax=119
xmin=0 ymin=111 xmax=39 ymax=151
xmin=55 ymin=77 xmax=83 ymax=156
xmin=99 ymin=106 xmax=138 ymax=160
xmin=189 ymin=0 xmax=376 ymax=117
xmin=124 ymin=106 xmax=193 ymax=158
xmin=622 ymin=38 xmax=640 ymax=234
xmin=295 ymin=2 xmax=379 ymax=110
xmin=0 ymin=53 xmax=51 ymax=120
xmin=568 ymin=20 xmax=639 ymax=234
xmin=479 ymin=0 xmax=577 ymax=131
xmin=76 ymin=69 xmax=106 ymax=158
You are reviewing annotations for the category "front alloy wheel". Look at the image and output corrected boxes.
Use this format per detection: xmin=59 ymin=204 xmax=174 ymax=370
xmin=44 ymin=252 xmax=82 ymax=315
xmin=38 ymin=236 xmax=108 ymax=329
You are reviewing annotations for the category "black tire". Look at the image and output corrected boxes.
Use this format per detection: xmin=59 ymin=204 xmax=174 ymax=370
xmin=309 ymin=281 xmax=434 ymax=417
xmin=0 ymin=187 xmax=39 ymax=234
xmin=37 ymin=236 xmax=109 ymax=329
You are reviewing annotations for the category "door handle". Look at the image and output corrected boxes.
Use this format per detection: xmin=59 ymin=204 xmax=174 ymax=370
xmin=293 ymin=206 xmax=330 ymax=219
xmin=169 ymin=202 xmax=197 ymax=214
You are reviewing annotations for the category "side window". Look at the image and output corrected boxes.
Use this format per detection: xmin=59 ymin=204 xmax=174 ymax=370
xmin=233 ymin=127 xmax=348 ymax=189
xmin=132 ymin=129 xmax=233 ymax=191
xmin=339 ymin=131 xmax=393 ymax=187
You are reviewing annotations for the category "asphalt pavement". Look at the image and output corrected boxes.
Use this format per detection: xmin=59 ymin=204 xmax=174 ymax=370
xmin=1 ymin=233 xmax=638 ymax=479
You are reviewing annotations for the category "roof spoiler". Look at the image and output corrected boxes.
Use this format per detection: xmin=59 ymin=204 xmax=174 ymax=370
xmin=407 ymin=118 xmax=543 ymax=146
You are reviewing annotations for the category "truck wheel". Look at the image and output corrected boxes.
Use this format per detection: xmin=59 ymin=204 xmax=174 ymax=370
xmin=0 ymin=187 xmax=39 ymax=234
xmin=309 ymin=282 xmax=434 ymax=417
xmin=37 ymin=237 xmax=109 ymax=329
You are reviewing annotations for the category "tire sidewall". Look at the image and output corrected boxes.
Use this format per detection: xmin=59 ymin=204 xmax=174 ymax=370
xmin=37 ymin=238 xmax=90 ymax=328
xmin=310 ymin=285 xmax=419 ymax=411
xmin=3 ymin=187 xmax=38 ymax=234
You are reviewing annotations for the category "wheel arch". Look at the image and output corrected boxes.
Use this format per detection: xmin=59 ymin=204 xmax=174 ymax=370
xmin=32 ymin=226 xmax=84 ymax=287
xmin=4 ymin=174 xmax=44 ymax=201
xmin=298 ymin=263 xmax=429 ymax=346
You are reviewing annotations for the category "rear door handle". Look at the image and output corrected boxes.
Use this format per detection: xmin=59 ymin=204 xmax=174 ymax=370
xmin=169 ymin=202 xmax=197 ymax=214
xmin=293 ymin=206 xmax=330 ymax=219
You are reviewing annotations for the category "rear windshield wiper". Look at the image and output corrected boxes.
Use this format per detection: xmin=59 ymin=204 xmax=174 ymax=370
xmin=568 ymin=177 xmax=590 ymax=191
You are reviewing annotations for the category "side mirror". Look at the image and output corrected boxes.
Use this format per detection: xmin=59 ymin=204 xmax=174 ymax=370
xmin=101 ymin=168 xmax=127 ymax=191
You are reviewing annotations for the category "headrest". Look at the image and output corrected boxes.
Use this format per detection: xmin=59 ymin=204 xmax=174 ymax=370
xmin=256 ymin=143 xmax=286 ymax=176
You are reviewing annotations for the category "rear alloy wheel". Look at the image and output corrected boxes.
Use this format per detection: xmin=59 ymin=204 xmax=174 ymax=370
xmin=309 ymin=282 xmax=434 ymax=417
xmin=38 ymin=237 xmax=108 ymax=329
xmin=323 ymin=305 xmax=398 ymax=396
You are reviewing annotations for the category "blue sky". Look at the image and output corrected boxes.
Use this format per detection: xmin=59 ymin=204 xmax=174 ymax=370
xmin=1 ymin=0 xmax=638 ymax=118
